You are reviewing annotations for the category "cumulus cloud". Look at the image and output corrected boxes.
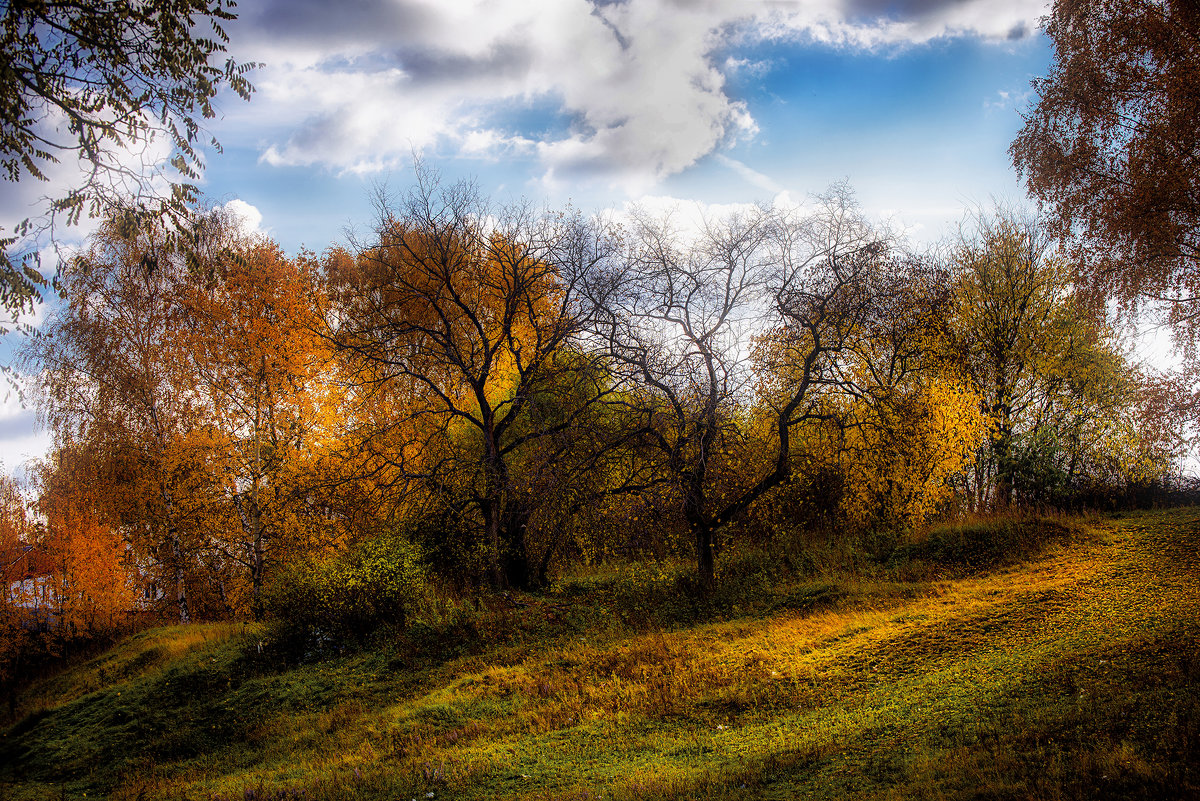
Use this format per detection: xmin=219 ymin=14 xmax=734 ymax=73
xmin=219 ymin=199 xmax=266 ymax=236
xmin=762 ymin=0 xmax=1046 ymax=46
xmin=2 ymin=105 xmax=178 ymax=276
xmin=231 ymin=0 xmax=1047 ymax=189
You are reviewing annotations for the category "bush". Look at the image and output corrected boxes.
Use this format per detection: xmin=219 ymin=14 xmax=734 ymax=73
xmin=265 ymin=533 xmax=428 ymax=655
xmin=889 ymin=514 xmax=1087 ymax=577
xmin=404 ymin=509 xmax=486 ymax=592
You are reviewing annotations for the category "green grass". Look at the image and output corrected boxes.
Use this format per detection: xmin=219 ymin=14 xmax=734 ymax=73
xmin=2 ymin=508 xmax=1198 ymax=800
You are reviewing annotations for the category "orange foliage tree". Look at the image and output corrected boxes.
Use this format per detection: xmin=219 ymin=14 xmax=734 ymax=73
xmin=0 ymin=472 xmax=36 ymax=657
xmin=22 ymin=207 xmax=341 ymax=622
xmin=752 ymin=216 xmax=986 ymax=542
xmin=808 ymin=262 xmax=984 ymax=535
xmin=173 ymin=227 xmax=339 ymax=619
xmin=33 ymin=446 xmax=137 ymax=634
xmin=24 ymin=211 xmax=213 ymax=622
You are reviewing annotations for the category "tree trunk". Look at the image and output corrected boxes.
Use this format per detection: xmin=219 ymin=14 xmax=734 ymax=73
xmin=172 ymin=534 xmax=190 ymax=624
xmin=483 ymin=501 xmax=504 ymax=589
xmin=481 ymin=423 xmax=523 ymax=590
xmin=683 ymin=468 xmax=716 ymax=593
xmin=235 ymin=493 xmax=267 ymax=621
xmin=251 ymin=537 xmax=265 ymax=622
xmin=163 ymin=488 xmax=190 ymax=623
xmin=250 ymin=504 xmax=265 ymax=622
xmin=695 ymin=523 xmax=715 ymax=593
xmin=992 ymin=370 xmax=1014 ymax=510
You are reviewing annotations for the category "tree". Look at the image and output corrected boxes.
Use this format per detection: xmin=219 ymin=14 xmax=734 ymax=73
xmin=804 ymin=254 xmax=985 ymax=535
xmin=23 ymin=207 xmax=341 ymax=622
xmin=33 ymin=445 xmax=137 ymax=634
xmin=329 ymin=174 xmax=612 ymax=590
xmin=593 ymin=186 xmax=903 ymax=590
xmin=1010 ymin=0 xmax=1200 ymax=337
xmin=23 ymin=211 xmax=210 ymax=622
xmin=174 ymin=230 xmax=338 ymax=619
xmin=589 ymin=204 xmax=774 ymax=591
xmin=0 ymin=471 xmax=38 ymax=712
xmin=0 ymin=0 xmax=255 ymax=329
xmin=948 ymin=209 xmax=1176 ymax=508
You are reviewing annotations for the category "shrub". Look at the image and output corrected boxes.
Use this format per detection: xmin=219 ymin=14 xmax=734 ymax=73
xmin=265 ymin=533 xmax=428 ymax=654
xmin=889 ymin=514 xmax=1087 ymax=577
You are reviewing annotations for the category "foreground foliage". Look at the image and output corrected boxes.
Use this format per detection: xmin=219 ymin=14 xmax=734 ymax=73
xmin=1 ymin=508 xmax=1196 ymax=800
xmin=1012 ymin=0 xmax=1200 ymax=336
xmin=0 ymin=0 xmax=256 ymax=328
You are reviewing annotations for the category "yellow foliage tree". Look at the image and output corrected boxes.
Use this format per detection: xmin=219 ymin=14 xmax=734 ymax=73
xmin=756 ymin=240 xmax=988 ymax=539
xmin=838 ymin=378 xmax=986 ymax=533
xmin=329 ymin=174 xmax=610 ymax=589
xmin=950 ymin=210 xmax=1178 ymax=507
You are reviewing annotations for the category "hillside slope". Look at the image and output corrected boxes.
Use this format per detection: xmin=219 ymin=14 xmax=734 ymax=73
xmin=2 ymin=509 xmax=1198 ymax=800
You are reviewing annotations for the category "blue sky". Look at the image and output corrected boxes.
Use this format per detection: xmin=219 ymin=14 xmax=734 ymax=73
xmin=2 ymin=0 xmax=1056 ymax=477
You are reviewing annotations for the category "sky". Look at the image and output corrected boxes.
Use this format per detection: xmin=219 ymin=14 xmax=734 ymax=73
xmin=1 ymin=0 xmax=1061 ymax=479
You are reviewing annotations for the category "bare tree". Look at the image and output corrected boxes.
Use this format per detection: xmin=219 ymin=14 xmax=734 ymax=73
xmin=591 ymin=185 xmax=896 ymax=591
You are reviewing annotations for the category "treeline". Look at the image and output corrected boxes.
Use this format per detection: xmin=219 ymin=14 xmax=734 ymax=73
xmin=3 ymin=175 xmax=1185 ymax=639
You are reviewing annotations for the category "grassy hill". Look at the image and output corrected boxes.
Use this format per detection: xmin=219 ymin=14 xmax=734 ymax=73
xmin=1 ymin=508 xmax=1198 ymax=800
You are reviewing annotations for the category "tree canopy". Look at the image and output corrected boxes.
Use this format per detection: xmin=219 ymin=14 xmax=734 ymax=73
xmin=1011 ymin=0 xmax=1200 ymax=338
xmin=16 ymin=185 xmax=1184 ymax=618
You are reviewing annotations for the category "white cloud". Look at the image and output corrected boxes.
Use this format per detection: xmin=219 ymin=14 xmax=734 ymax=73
xmin=724 ymin=56 xmax=775 ymax=78
xmin=0 ymin=425 xmax=52 ymax=481
xmin=230 ymin=0 xmax=1048 ymax=193
xmin=0 ymin=296 xmax=52 ymax=335
xmin=760 ymin=0 xmax=1046 ymax=47
xmin=0 ymin=380 xmax=50 ymax=480
xmin=984 ymin=89 xmax=1012 ymax=110
xmin=0 ymin=385 xmax=29 ymax=421
xmin=617 ymin=189 xmax=816 ymax=247
xmin=2 ymin=106 xmax=180 ymax=233
xmin=219 ymin=199 xmax=265 ymax=236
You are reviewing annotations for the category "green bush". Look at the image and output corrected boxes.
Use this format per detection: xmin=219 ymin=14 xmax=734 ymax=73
xmin=265 ymin=534 xmax=428 ymax=655
xmin=889 ymin=514 xmax=1086 ymax=576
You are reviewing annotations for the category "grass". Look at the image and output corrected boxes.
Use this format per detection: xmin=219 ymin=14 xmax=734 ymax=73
xmin=1 ymin=508 xmax=1197 ymax=799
